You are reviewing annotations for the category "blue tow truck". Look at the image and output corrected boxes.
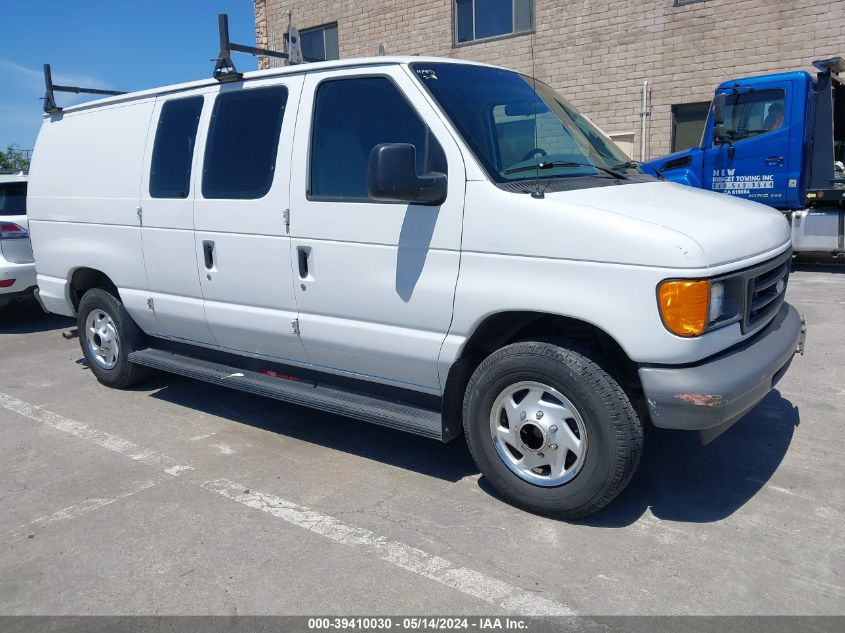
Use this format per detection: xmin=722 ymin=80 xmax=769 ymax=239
xmin=646 ymin=57 xmax=844 ymax=257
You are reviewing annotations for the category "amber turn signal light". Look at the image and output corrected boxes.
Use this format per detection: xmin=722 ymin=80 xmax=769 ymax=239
xmin=658 ymin=280 xmax=710 ymax=337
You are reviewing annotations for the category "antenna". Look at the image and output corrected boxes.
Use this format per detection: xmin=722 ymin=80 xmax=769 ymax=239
xmin=41 ymin=64 xmax=126 ymax=115
xmin=528 ymin=32 xmax=544 ymax=199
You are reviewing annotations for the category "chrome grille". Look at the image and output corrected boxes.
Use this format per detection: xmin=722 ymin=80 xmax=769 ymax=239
xmin=744 ymin=255 xmax=790 ymax=332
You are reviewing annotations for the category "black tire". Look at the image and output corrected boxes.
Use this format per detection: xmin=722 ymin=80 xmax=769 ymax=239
xmin=462 ymin=341 xmax=643 ymax=519
xmin=77 ymin=287 xmax=151 ymax=389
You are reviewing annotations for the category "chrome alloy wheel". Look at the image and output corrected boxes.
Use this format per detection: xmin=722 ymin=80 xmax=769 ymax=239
xmin=85 ymin=309 xmax=120 ymax=370
xmin=489 ymin=381 xmax=588 ymax=487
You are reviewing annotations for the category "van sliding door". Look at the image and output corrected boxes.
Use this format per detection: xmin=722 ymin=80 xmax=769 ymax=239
xmin=192 ymin=77 xmax=309 ymax=364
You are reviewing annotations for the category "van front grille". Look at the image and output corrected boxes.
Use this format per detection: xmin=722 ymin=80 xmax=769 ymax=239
xmin=744 ymin=257 xmax=790 ymax=332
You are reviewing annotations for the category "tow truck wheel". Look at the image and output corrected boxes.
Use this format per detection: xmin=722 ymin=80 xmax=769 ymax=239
xmin=77 ymin=288 xmax=151 ymax=389
xmin=462 ymin=341 xmax=643 ymax=519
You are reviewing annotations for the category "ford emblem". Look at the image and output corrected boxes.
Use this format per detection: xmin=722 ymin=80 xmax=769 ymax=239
xmin=776 ymin=279 xmax=785 ymax=294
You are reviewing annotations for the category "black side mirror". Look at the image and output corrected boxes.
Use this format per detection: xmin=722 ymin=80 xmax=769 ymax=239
xmin=712 ymin=94 xmax=732 ymax=145
xmin=713 ymin=94 xmax=726 ymax=126
xmin=368 ymin=143 xmax=447 ymax=206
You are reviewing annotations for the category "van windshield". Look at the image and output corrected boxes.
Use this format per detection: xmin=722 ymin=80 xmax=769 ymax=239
xmin=0 ymin=182 xmax=27 ymax=216
xmin=411 ymin=63 xmax=632 ymax=184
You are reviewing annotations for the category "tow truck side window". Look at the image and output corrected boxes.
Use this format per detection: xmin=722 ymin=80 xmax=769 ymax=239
xmin=720 ymin=89 xmax=786 ymax=142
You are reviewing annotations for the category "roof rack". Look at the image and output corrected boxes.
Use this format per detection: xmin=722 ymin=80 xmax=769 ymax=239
xmin=42 ymin=64 xmax=126 ymax=114
xmin=213 ymin=13 xmax=318 ymax=82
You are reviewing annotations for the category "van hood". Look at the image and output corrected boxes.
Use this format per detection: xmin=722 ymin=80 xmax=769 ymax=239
xmin=546 ymin=181 xmax=791 ymax=267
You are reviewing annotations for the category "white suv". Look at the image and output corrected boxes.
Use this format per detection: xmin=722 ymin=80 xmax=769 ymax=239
xmin=0 ymin=171 xmax=35 ymax=308
xmin=27 ymin=57 xmax=805 ymax=518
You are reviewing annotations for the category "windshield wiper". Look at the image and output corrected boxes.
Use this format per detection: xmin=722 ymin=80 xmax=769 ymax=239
xmin=505 ymin=160 xmax=628 ymax=179
xmin=611 ymin=160 xmax=664 ymax=179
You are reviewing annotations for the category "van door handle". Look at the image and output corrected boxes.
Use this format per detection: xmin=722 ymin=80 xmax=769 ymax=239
xmin=202 ymin=240 xmax=215 ymax=269
xmin=766 ymin=156 xmax=784 ymax=166
xmin=297 ymin=247 xmax=309 ymax=279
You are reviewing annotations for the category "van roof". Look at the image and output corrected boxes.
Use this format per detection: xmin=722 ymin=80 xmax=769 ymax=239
xmin=49 ymin=56 xmax=501 ymax=115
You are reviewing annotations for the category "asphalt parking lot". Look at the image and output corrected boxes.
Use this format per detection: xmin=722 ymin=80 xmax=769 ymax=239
xmin=0 ymin=265 xmax=843 ymax=617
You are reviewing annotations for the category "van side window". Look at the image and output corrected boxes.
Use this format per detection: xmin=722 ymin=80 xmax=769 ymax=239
xmin=150 ymin=97 xmax=203 ymax=198
xmin=310 ymin=77 xmax=446 ymax=200
xmin=202 ymin=85 xmax=288 ymax=200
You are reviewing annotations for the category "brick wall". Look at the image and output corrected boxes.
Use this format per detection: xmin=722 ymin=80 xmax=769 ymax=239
xmin=254 ymin=0 xmax=845 ymax=159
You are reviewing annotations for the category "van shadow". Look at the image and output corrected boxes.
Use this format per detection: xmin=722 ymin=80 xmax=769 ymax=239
xmin=395 ymin=205 xmax=439 ymax=302
xmin=144 ymin=370 xmax=798 ymax=522
xmin=0 ymin=300 xmax=75 ymax=334
xmin=578 ymin=389 xmax=799 ymax=527
xmin=145 ymin=373 xmax=478 ymax=483
xmin=792 ymin=261 xmax=845 ymax=274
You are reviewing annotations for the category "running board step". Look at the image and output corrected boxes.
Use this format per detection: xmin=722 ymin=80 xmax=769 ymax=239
xmin=128 ymin=348 xmax=446 ymax=441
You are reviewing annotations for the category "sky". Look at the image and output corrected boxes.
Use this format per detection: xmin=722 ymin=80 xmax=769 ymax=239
xmin=0 ymin=1 xmax=258 ymax=151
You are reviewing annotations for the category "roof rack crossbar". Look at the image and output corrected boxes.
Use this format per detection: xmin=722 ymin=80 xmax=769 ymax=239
xmin=42 ymin=64 xmax=126 ymax=114
xmin=214 ymin=13 xmax=298 ymax=82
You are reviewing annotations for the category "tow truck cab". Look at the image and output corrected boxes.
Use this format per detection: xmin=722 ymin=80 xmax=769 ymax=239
xmin=648 ymin=57 xmax=845 ymax=256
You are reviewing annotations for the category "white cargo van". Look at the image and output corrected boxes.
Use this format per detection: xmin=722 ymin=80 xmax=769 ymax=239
xmin=28 ymin=56 xmax=806 ymax=518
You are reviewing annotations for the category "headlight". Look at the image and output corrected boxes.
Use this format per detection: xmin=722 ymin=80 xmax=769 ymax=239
xmin=657 ymin=280 xmax=710 ymax=337
xmin=709 ymin=281 xmax=725 ymax=323
xmin=657 ymin=278 xmax=740 ymax=337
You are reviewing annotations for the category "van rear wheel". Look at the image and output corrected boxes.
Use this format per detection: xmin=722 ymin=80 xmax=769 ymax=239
xmin=77 ymin=288 xmax=150 ymax=389
xmin=462 ymin=341 xmax=642 ymax=519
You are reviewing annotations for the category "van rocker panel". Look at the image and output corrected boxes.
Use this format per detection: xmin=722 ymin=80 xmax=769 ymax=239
xmin=127 ymin=347 xmax=450 ymax=441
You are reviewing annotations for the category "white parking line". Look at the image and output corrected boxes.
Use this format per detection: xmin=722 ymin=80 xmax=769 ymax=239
xmin=203 ymin=478 xmax=576 ymax=616
xmin=7 ymin=477 xmax=164 ymax=543
xmin=0 ymin=392 xmax=193 ymax=474
xmin=1 ymin=392 xmax=579 ymax=616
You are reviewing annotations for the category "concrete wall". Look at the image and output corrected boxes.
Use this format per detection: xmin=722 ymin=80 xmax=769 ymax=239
xmin=254 ymin=0 xmax=845 ymax=159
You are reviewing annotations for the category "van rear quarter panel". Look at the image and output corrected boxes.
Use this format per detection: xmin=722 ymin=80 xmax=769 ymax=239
xmin=28 ymin=100 xmax=155 ymax=320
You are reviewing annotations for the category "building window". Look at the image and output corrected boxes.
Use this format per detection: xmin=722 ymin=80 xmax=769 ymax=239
xmin=150 ymin=97 xmax=203 ymax=199
xmin=674 ymin=0 xmax=707 ymax=6
xmin=309 ymin=77 xmax=446 ymax=200
xmin=455 ymin=0 xmax=533 ymax=45
xmin=202 ymin=86 xmax=288 ymax=200
xmin=671 ymin=102 xmax=710 ymax=152
xmin=300 ymin=23 xmax=339 ymax=61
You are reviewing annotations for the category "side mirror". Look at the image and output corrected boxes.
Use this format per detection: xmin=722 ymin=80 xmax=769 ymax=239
xmin=711 ymin=94 xmax=731 ymax=145
xmin=713 ymin=94 xmax=727 ymax=126
xmin=368 ymin=143 xmax=447 ymax=206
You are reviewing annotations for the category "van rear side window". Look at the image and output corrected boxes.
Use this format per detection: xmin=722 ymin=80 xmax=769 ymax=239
xmin=202 ymin=86 xmax=288 ymax=200
xmin=150 ymin=97 xmax=203 ymax=199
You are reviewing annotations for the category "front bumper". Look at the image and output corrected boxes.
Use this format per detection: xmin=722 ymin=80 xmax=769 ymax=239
xmin=639 ymin=302 xmax=804 ymax=443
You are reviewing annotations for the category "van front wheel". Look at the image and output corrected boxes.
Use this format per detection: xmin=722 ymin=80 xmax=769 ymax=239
xmin=77 ymin=288 xmax=150 ymax=389
xmin=462 ymin=341 xmax=642 ymax=519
